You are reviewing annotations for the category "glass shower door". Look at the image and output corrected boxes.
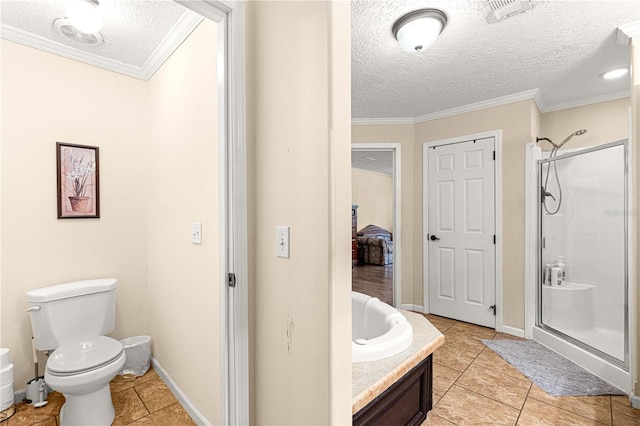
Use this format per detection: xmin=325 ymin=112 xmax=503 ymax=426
xmin=538 ymin=141 xmax=627 ymax=368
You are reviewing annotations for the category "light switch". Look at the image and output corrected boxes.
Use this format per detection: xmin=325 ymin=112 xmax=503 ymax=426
xmin=276 ymin=226 xmax=290 ymax=258
xmin=192 ymin=222 xmax=202 ymax=244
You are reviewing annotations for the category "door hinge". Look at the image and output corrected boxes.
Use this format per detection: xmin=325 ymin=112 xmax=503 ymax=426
xmin=493 ymin=235 xmax=496 ymax=245
xmin=228 ymin=272 xmax=236 ymax=288
xmin=489 ymin=305 xmax=496 ymax=316
xmin=493 ymin=150 xmax=496 ymax=160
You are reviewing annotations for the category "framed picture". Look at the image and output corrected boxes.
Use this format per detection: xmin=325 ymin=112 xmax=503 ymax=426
xmin=57 ymin=142 xmax=100 ymax=219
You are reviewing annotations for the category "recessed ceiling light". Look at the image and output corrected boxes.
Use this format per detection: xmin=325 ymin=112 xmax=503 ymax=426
xmin=67 ymin=0 xmax=102 ymax=34
xmin=392 ymin=9 xmax=447 ymax=53
xmin=599 ymin=68 xmax=629 ymax=80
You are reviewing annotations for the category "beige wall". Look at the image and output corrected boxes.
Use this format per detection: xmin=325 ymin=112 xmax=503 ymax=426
xmin=328 ymin=2 xmax=353 ymax=421
xmin=146 ymin=20 xmax=220 ymax=422
xmin=352 ymin=168 xmax=393 ymax=232
xmin=351 ymin=125 xmax=415 ymax=304
xmin=248 ymin=1 xmax=351 ymax=423
xmin=1 ymin=40 xmax=149 ymax=388
xmin=541 ymin=98 xmax=631 ymax=149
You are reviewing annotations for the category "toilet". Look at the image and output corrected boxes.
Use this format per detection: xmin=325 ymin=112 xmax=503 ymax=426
xmin=26 ymin=278 xmax=126 ymax=426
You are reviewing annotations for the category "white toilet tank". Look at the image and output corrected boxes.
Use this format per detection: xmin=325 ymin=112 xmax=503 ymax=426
xmin=26 ymin=278 xmax=118 ymax=351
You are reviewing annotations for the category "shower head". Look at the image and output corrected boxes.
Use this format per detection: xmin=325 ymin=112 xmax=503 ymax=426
xmin=557 ymin=129 xmax=587 ymax=148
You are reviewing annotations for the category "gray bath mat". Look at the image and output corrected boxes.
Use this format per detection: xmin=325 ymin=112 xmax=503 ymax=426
xmin=481 ymin=339 xmax=625 ymax=396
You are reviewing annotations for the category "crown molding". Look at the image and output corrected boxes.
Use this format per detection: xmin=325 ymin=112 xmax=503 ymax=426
xmin=1 ymin=24 xmax=145 ymax=78
xmin=139 ymin=10 xmax=203 ymax=80
xmin=351 ymin=89 xmax=540 ymax=126
xmin=351 ymin=87 xmax=631 ymax=126
xmin=351 ymin=117 xmax=415 ymax=126
xmin=540 ymin=90 xmax=631 ymax=113
xmin=413 ymin=89 xmax=540 ymax=123
xmin=0 ymin=11 xmax=203 ymax=81
xmin=616 ymin=20 xmax=640 ymax=45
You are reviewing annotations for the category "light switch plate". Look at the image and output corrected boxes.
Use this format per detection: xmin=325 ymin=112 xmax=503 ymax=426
xmin=276 ymin=226 xmax=290 ymax=258
xmin=192 ymin=222 xmax=202 ymax=244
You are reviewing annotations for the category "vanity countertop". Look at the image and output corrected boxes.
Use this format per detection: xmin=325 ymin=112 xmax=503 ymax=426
xmin=352 ymin=311 xmax=445 ymax=415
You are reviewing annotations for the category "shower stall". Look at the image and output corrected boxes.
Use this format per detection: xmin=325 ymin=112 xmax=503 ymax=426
xmin=526 ymin=138 xmax=630 ymax=392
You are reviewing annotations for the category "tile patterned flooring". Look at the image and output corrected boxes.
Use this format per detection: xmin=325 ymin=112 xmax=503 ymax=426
xmin=422 ymin=314 xmax=640 ymax=426
xmin=3 ymin=315 xmax=640 ymax=425
xmin=2 ymin=367 xmax=196 ymax=425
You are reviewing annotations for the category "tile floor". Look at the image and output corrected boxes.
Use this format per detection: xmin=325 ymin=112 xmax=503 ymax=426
xmin=1 ymin=367 xmax=196 ymax=425
xmin=423 ymin=314 xmax=640 ymax=426
xmin=4 ymin=317 xmax=640 ymax=425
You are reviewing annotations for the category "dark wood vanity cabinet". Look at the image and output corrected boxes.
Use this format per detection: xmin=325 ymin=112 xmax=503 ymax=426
xmin=353 ymin=355 xmax=433 ymax=426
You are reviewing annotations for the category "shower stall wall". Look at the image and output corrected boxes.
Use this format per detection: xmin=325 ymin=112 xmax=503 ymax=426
xmin=526 ymin=139 xmax=630 ymax=393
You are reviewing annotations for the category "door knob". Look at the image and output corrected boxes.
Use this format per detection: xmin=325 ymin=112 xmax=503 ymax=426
xmin=430 ymin=235 xmax=440 ymax=241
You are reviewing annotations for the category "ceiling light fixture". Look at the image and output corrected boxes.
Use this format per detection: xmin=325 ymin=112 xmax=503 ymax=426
xmin=392 ymin=9 xmax=447 ymax=53
xmin=66 ymin=0 xmax=102 ymax=34
xmin=599 ymin=67 xmax=629 ymax=80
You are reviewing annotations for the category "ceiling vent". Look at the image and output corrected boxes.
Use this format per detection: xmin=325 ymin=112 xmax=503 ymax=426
xmin=481 ymin=0 xmax=531 ymax=24
xmin=53 ymin=18 xmax=103 ymax=46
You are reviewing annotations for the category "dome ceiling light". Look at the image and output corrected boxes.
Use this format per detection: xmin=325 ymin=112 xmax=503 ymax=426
xmin=392 ymin=9 xmax=448 ymax=53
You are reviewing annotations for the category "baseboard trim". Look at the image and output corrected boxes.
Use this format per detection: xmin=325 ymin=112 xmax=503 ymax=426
xmin=631 ymin=394 xmax=640 ymax=409
xmin=152 ymin=358 xmax=210 ymax=426
xmin=501 ymin=325 xmax=525 ymax=338
xmin=13 ymin=389 xmax=25 ymax=404
xmin=400 ymin=304 xmax=425 ymax=313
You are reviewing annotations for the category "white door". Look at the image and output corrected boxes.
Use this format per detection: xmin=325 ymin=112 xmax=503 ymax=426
xmin=427 ymin=138 xmax=496 ymax=328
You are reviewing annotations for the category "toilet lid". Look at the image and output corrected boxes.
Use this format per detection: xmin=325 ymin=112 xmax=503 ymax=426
xmin=47 ymin=336 xmax=124 ymax=375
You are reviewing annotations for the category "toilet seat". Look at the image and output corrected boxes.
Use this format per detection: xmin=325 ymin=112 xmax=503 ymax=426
xmin=47 ymin=336 xmax=124 ymax=376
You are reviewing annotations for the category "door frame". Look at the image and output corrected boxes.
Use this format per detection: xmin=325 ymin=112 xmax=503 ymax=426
xmin=422 ymin=130 xmax=504 ymax=332
xmin=351 ymin=143 xmax=402 ymax=308
xmin=176 ymin=1 xmax=248 ymax=424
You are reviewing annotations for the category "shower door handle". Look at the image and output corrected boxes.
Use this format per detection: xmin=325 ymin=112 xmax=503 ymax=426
xmin=430 ymin=234 xmax=440 ymax=241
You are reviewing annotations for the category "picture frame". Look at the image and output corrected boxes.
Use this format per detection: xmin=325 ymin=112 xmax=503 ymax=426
xmin=56 ymin=142 xmax=100 ymax=219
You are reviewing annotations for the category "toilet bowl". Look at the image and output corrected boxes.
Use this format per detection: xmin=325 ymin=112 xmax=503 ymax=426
xmin=46 ymin=337 xmax=126 ymax=425
xmin=26 ymin=279 xmax=125 ymax=426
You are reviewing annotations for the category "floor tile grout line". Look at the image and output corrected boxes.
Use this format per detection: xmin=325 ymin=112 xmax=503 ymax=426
xmin=610 ymin=395 xmax=614 ymax=426
xmin=453 ymin=378 xmax=529 ymax=413
xmin=438 ymin=321 xmax=526 ymax=422
xmin=514 ymin=383 xmax=533 ymax=425
xmin=133 ymin=383 xmax=154 ymax=419
xmin=526 ymin=397 xmax=613 ymax=426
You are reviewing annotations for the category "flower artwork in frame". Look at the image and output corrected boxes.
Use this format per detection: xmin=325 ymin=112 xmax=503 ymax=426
xmin=57 ymin=142 xmax=100 ymax=219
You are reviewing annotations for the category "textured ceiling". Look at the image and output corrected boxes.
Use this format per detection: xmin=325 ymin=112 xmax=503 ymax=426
xmin=352 ymin=0 xmax=640 ymax=119
xmin=0 ymin=0 xmax=201 ymax=79
xmin=2 ymin=1 xmax=638 ymax=116
xmin=352 ymin=150 xmax=393 ymax=175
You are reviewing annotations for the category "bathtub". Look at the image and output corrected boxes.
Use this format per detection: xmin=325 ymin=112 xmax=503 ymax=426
xmin=352 ymin=291 xmax=413 ymax=363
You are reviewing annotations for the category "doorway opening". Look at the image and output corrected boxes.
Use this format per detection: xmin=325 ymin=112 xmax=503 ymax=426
xmin=351 ymin=143 xmax=401 ymax=307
